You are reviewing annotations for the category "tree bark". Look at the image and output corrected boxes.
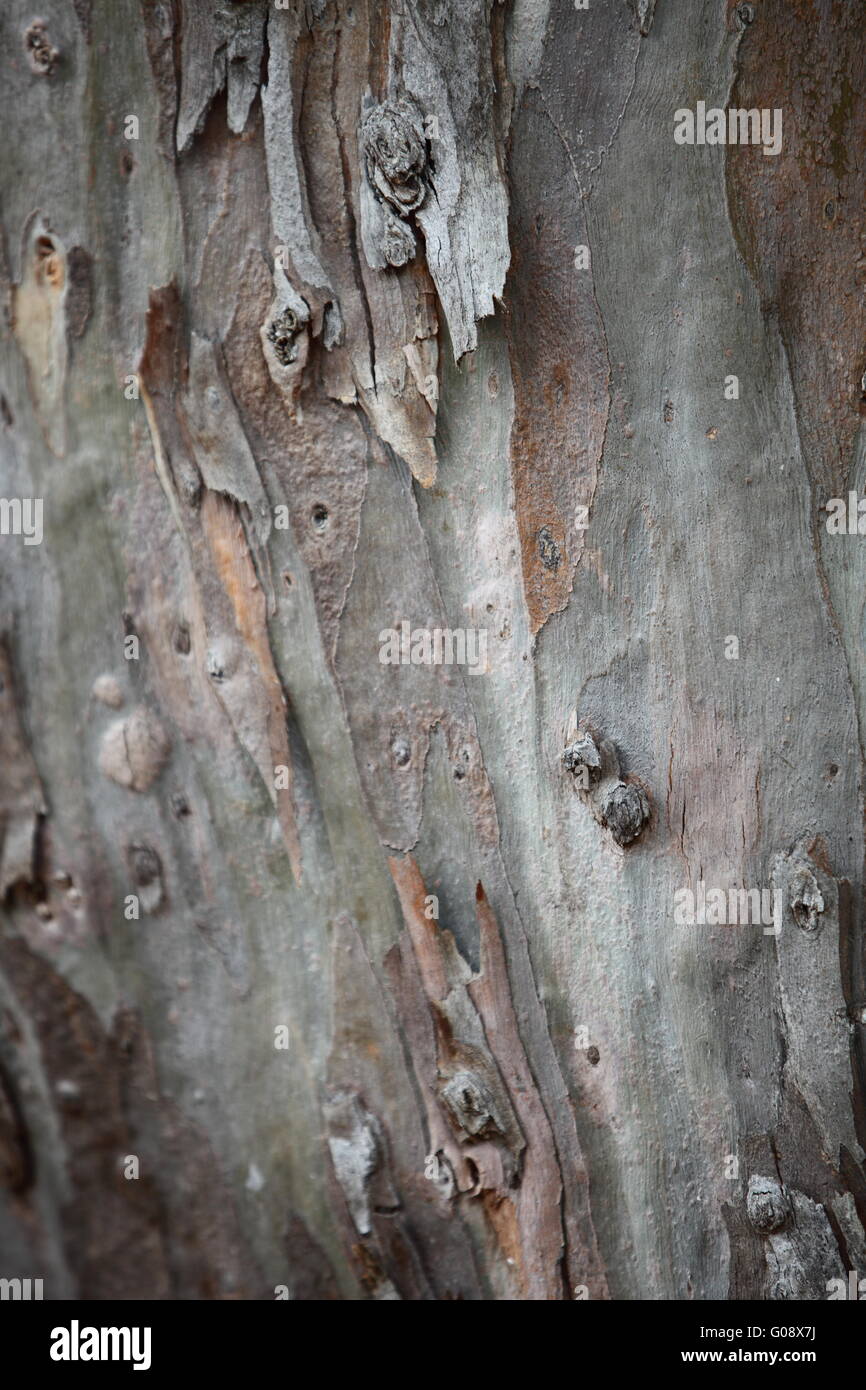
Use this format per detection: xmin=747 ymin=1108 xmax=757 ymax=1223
xmin=0 ymin=0 xmax=864 ymax=1301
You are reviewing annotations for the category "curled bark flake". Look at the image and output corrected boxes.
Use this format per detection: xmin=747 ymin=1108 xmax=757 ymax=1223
xmin=176 ymin=0 xmax=266 ymax=152
xmin=183 ymin=332 xmax=272 ymax=551
xmin=327 ymin=1103 xmax=379 ymax=1236
xmin=138 ymin=282 xmax=202 ymax=514
xmin=324 ymin=1092 xmax=399 ymax=1240
xmin=636 ymin=0 xmax=657 ymax=36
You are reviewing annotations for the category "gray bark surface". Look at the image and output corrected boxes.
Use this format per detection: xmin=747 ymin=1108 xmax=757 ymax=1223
xmin=0 ymin=0 xmax=864 ymax=1300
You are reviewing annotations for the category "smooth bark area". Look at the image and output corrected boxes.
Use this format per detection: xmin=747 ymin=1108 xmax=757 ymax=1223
xmin=0 ymin=0 xmax=864 ymax=1300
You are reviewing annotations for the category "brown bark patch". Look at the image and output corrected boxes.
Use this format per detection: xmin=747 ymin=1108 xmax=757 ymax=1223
xmin=726 ymin=0 xmax=866 ymax=495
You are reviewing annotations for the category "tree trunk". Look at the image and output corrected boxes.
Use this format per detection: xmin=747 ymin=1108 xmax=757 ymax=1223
xmin=1 ymin=0 xmax=864 ymax=1301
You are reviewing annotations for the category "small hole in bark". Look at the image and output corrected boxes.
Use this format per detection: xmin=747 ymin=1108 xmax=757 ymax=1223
xmin=663 ymin=399 xmax=674 ymax=424
xmin=453 ymin=748 xmax=472 ymax=780
xmin=206 ymin=650 xmax=225 ymax=682
xmin=586 ymin=1046 xmax=600 ymax=1065
xmin=34 ymin=237 xmax=63 ymax=290
xmin=311 ymin=504 xmax=329 ymax=532
xmin=120 ymin=150 xmax=135 ymax=177
xmin=173 ymin=622 xmax=191 ymax=655
xmin=391 ymin=737 xmax=411 ymax=768
xmin=0 ymin=396 xmax=12 ymax=428
xmin=282 ymin=570 xmax=294 ymax=588
xmin=824 ymin=200 xmax=836 ymax=221
xmin=827 ymin=763 xmax=839 ymax=780
xmin=127 ymin=843 xmax=161 ymax=887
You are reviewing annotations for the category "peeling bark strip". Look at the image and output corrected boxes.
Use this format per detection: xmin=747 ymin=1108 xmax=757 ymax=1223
xmin=201 ymin=491 xmax=302 ymax=881
xmin=371 ymin=0 xmax=511 ymax=360
xmin=138 ymin=284 xmax=302 ymax=881
xmin=387 ymin=855 xmax=605 ymax=1300
xmin=176 ymin=0 xmax=266 ymax=154
xmin=503 ymin=0 xmax=632 ymax=633
xmin=1 ymin=0 xmax=865 ymax=1307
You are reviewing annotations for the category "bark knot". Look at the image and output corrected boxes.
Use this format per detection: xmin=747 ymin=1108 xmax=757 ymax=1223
xmin=361 ymin=99 xmax=428 ymax=216
xmin=266 ymin=307 xmax=303 ymax=367
xmin=564 ymin=714 xmax=652 ymax=847
xmin=788 ymin=865 xmax=825 ymax=934
xmin=601 ymin=782 xmax=651 ymax=847
xmin=98 ymin=707 xmax=171 ymax=793
xmin=24 ymin=19 xmax=58 ymax=76
xmin=562 ymin=731 xmax=602 ymax=787
xmin=440 ymin=1070 xmax=506 ymax=1145
xmin=361 ymin=99 xmax=428 ymax=268
xmin=746 ymin=1174 xmax=790 ymax=1234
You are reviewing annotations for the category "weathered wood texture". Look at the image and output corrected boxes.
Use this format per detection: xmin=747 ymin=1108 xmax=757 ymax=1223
xmin=0 ymin=0 xmax=864 ymax=1299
